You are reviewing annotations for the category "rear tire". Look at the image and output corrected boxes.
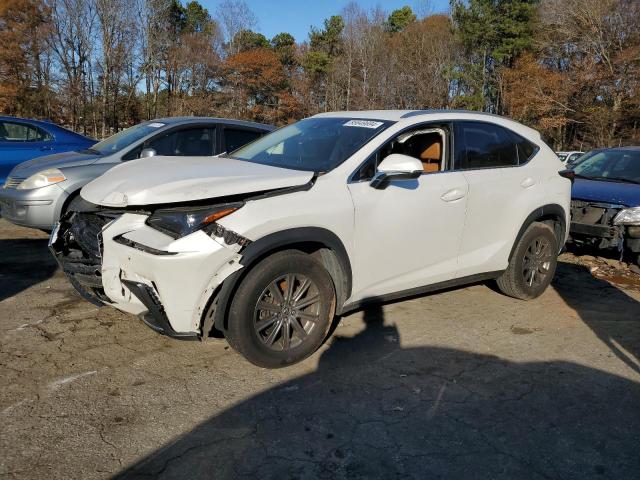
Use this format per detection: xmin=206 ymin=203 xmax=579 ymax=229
xmin=226 ymin=250 xmax=336 ymax=368
xmin=496 ymin=222 xmax=559 ymax=300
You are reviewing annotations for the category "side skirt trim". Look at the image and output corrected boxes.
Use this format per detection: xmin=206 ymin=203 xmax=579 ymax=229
xmin=341 ymin=271 xmax=503 ymax=314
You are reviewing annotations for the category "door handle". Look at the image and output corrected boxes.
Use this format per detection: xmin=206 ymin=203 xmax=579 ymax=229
xmin=441 ymin=188 xmax=466 ymax=202
xmin=40 ymin=146 xmax=53 ymax=151
xmin=520 ymin=177 xmax=535 ymax=188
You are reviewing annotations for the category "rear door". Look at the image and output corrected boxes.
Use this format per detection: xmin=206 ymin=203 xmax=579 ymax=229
xmin=220 ymin=127 xmax=264 ymax=154
xmin=0 ymin=120 xmax=54 ymax=180
xmin=453 ymin=121 xmax=544 ymax=277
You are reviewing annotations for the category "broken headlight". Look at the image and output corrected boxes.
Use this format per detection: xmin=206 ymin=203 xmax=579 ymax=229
xmin=146 ymin=203 xmax=243 ymax=238
xmin=613 ymin=207 xmax=640 ymax=226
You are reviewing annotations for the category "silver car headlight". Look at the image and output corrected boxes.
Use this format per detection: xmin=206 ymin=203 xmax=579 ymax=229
xmin=613 ymin=207 xmax=640 ymax=226
xmin=17 ymin=168 xmax=67 ymax=190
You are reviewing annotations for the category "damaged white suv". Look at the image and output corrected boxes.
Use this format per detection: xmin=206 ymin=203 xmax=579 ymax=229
xmin=51 ymin=111 xmax=571 ymax=367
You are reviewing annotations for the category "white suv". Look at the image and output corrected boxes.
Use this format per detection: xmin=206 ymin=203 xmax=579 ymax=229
xmin=50 ymin=110 xmax=571 ymax=367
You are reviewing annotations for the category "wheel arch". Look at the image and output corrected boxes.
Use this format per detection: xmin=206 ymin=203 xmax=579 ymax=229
xmin=203 ymin=227 xmax=353 ymax=337
xmin=509 ymin=203 xmax=568 ymax=261
xmin=57 ymin=189 xmax=81 ymax=219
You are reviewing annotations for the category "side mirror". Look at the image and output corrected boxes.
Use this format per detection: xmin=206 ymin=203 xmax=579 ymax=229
xmin=139 ymin=148 xmax=157 ymax=159
xmin=370 ymin=154 xmax=423 ymax=189
xmin=558 ymin=169 xmax=575 ymax=184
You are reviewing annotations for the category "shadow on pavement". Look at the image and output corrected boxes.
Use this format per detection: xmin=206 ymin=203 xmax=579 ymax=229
xmin=553 ymin=261 xmax=640 ymax=374
xmin=116 ymin=305 xmax=640 ymax=480
xmin=0 ymin=238 xmax=58 ymax=302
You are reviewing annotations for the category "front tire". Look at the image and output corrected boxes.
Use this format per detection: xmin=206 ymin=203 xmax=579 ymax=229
xmin=496 ymin=222 xmax=559 ymax=300
xmin=226 ymin=250 xmax=336 ymax=368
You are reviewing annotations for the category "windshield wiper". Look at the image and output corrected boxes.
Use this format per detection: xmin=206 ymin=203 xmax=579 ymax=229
xmin=81 ymin=148 xmax=102 ymax=155
xmin=604 ymin=176 xmax=640 ymax=184
xmin=582 ymin=175 xmax=640 ymax=185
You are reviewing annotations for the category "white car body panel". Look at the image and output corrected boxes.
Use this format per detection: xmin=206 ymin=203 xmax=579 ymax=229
xmin=456 ymin=162 xmax=546 ymax=276
xmin=218 ymin=173 xmax=356 ymax=270
xmin=346 ymin=172 xmax=468 ymax=301
xmin=81 ymin=155 xmax=314 ymax=207
xmin=61 ymin=110 xmax=571 ymax=336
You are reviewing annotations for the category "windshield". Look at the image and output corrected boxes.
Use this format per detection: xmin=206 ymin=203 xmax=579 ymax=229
xmin=229 ymin=117 xmax=392 ymax=172
xmin=566 ymin=152 xmax=587 ymax=167
xmin=573 ymin=150 xmax=640 ymax=183
xmin=88 ymin=122 xmax=166 ymax=155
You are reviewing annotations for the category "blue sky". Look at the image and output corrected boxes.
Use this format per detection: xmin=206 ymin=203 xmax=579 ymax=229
xmin=201 ymin=0 xmax=450 ymax=43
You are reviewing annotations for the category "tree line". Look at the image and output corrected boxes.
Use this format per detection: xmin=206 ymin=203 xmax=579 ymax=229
xmin=0 ymin=0 xmax=638 ymax=149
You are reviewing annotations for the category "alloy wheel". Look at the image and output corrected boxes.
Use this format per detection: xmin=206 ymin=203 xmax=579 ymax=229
xmin=522 ymin=235 xmax=553 ymax=288
xmin=253 ymin=273 xmax=321 ymax=351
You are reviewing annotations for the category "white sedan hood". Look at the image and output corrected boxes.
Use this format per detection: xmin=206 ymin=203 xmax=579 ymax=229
xmin=81 ymin=156 xmax=314 ymax=207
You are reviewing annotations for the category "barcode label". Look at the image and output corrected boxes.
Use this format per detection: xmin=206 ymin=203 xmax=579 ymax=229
xmin=343 ymin=120 xmax=384 ymax=129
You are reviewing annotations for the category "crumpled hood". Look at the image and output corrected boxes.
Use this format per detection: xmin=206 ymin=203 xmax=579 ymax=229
xmin=572 ymin=178 xmax=640 ymax=207
xmin=12 ymin=151 xmax=101 ymax=177
xmin=81 ymin=156 xmax=314 ymax=207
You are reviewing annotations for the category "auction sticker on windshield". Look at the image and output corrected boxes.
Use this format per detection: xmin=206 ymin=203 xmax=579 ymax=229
xmin=148 ymin=122 xmax=166 ymax=128
xmin=343 ymin=120 xmax=384 ymax=129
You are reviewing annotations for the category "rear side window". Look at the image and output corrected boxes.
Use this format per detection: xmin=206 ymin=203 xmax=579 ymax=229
xmin=0 ymin=121 xmax=51 ymax=142
xmin=148 ymin=127 xmax=214 ymax=156
xmin=224 ymin=128 xmax=262 ymax=153
xmin=511 ymin=131 xmax=538 ymax=164
xmin=455 ymin=122 xmax=518 ymax=169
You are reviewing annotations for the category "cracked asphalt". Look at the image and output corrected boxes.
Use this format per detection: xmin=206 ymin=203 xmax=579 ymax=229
xmin=1 ymin=218 xmax=639 ymax=480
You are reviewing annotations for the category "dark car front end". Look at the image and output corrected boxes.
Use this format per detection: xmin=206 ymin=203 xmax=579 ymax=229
xmin=568 ymin=147 xmax=640 ymax=266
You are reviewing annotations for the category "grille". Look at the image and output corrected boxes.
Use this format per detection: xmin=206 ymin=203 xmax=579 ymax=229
xmin=69 ymin=213 xmax=109 ymax=259
xmin=52 ymin=211 xmax=122 ymax=306
xmin=570 ymin=200 xmax=622 ymax=226
xmin=3 ymin=177 xmax=25 ymax=189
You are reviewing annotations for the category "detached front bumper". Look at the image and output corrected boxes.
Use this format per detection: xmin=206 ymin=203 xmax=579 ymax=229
xmin=51 ymin=211 xmax=245 ymax=338
xmin=0 ymin=184 xmax=69 ymax=229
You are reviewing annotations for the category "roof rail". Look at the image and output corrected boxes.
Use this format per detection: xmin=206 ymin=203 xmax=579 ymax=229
xmin=400 ymin=109 xmax=507 ymax=120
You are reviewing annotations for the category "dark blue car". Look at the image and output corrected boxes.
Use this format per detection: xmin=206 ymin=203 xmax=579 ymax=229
xmin=0 ymin=116 xmax=95 ymax=184
xmin=569 ymin=146 xmax=640 ymax=267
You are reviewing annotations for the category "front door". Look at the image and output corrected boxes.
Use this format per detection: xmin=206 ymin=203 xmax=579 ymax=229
xmin=347 ymin=124 xmax=469 ymax=303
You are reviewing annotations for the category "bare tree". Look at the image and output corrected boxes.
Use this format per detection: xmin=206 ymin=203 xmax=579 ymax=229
xmin=536 ymin=0 xmax=640 ymax=146
xmin=138 ymin=0 xmax=170 ymax=119
xmin=95 ymin=0 xmax=138 ymax=136
xmin=46 ymin=0 xmax=97 ymax=132
xmin=217 ymin=0 xmax=257 ymax=55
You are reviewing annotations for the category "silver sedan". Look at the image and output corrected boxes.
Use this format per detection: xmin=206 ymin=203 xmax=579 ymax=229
xmin=0 ymin=117 xmax=273 ymax=230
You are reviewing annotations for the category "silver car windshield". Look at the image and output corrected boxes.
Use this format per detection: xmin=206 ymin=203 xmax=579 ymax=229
xmin=228 ymin=118 xmax=392 ymax=172
xmin=89 ymin=122 xmax=166 ymax=155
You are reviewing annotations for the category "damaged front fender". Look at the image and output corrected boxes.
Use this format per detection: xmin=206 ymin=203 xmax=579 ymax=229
xmin=98 ymin=213 xmax=248 ymax=335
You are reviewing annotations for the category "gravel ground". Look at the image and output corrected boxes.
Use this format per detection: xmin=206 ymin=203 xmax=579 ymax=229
xmin=1 ymin=218 xmax=639 ymax=480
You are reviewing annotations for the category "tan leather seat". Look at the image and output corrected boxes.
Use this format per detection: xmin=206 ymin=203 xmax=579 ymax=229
xmin=420 ymin=140 xmax=441 ymax=173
